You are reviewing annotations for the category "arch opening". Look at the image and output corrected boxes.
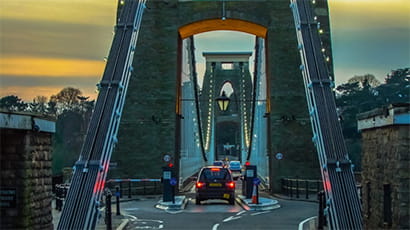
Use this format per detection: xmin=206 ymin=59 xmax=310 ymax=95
xmin=179 ymin=18 xmax=267 ymax=39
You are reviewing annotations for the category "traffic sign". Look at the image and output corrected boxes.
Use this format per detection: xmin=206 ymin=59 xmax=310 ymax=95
xmin=253 ymin=177 xmax=261 ymax=185
xmin=170 ymin=178 xmax=177 ymax=186
xmin=163 ymin=154 xmax=171 ymax=162
xmin=275 ymin=152 xmax=283 ymax=160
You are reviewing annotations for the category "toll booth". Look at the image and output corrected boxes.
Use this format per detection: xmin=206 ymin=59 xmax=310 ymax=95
xmin=162 ymin=165 xmax=176 ymax=202
xmin=243 ymin=165 xmax=257 ymax=199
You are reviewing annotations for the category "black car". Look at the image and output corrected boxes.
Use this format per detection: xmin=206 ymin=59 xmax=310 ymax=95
xmin=195 ymin=166 xmax=235 ymax=205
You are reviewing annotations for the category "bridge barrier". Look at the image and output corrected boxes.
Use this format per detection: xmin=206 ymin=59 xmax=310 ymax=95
xmin=106 ymin=179 xmax=162 ymax=197
xmin=55 ymin=184 xmax=70 ymax=211
xmin=281 ymin=178 xmax=322 ymax=200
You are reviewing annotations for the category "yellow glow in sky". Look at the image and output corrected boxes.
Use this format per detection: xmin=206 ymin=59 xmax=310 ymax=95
xmin=0 ymin=57 xmax=106 ymax=78
xmin=329 ymin=0 xmax=410 ymax=29
xmin=1 ymin=0 xmax=117 ymax=26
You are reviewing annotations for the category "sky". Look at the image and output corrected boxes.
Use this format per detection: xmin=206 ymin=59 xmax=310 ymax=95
xmin=0 ymin=0 xmax=409 ymax=101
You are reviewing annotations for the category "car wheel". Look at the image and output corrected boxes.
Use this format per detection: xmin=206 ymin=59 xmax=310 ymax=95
xmin=229 ymin=197 xmax=235 ymax=205
xmin=195 ymin=197 xmax=201 ymax=205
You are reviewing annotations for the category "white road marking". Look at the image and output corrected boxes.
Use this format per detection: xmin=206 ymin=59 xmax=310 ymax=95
xmin=250 ymin=210 xmax=271 ymax=216
xmin=130 ymin=218 xmax=164 ymax=229
xmin=124 ymin=207 xmax=140 ymax=211
xmin=124 ymin=214 xmax=138 ymax=220
xmin=236 ymin=210 xmax=246 ymax=216
xmin=222 ymin=216 xmax=242 ymax=222
xmin=165 ymin=209 xmax=183 ymax=214
xmin=212 ymin=223 xmax=219 ymax=230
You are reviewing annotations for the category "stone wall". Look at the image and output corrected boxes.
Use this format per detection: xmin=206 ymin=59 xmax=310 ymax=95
xmin=361 ymin=125 xmax=410 ymax=229
xmin=0 ymin=129 xmax=53 ymax=229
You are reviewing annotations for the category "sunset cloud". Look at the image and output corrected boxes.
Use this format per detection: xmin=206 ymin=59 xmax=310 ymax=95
xmin=0 ymin=57 xmax=106 ymax=78
xmin=0 ymin=85 xmax=98 ymax=102
xmin=1 ymin=0 xmax=117 ymax=26
xmin=0 ymin=0 xmax=409 ymax=102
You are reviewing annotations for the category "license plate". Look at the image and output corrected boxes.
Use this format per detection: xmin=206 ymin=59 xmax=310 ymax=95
xmin=223 ymin=193 xmax=230 ymax=199
xmin=209 ymin=183 xmax=222 ymax=187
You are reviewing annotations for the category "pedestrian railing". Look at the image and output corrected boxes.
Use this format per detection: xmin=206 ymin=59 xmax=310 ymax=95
xmin=54 ymin=179 xmax=162 ymax=212
xmin=105 ymin=179 xmax=162 ymax=198
xmin=55 ymin=183 xmax=70 ymax=211
xmin=281 ymin=178 xmax=323 ymax=200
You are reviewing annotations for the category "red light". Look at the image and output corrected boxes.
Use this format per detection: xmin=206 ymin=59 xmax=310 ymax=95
xmin=226 ymin=181 xmax=235 ymax=189
xmin=245 ymin=161 xmax=250 ymax=166
xmin=168 ymin=163 xmax=174 ymax=168
xmin=196 ymin=182 xmax=205 ymax=188
xmin=211 ymin=168 xmax=220 ymax=172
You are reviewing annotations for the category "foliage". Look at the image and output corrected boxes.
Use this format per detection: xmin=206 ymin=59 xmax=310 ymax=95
xmin=0 ymin=87 xmax=95 ymax=175
xmin=336 ymin=68 xmax=409 ymax=170
xmin=0 ymin=95 xmax=27 ymax=111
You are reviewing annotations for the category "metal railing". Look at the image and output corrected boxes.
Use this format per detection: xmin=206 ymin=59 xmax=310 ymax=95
xmin=281 ymin=178 xmax=322 ymax=200
xmin=106 ymin=179 xmax=162 ymax=197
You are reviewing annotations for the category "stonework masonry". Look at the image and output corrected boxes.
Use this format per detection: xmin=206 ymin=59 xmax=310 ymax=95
xmin=0 ymin=112 xmax=55 ymax=229
xmin=112 ymin=0 xmax=332 ymax=191
xmin=358 ymin=104 xmax=410 ymax=229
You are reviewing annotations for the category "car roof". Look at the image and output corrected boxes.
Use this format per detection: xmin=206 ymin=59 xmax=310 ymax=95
xmin=203 ymin=166 xmax=223 ymax=169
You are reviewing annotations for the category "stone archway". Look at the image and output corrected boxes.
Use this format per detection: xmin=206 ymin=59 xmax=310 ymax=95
xmin=113 ymin=0 xmax=332 ymax=191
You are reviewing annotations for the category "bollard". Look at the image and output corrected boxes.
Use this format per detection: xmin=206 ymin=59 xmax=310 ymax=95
xmin=115 ymin=186 xmax=121 ymax=216
xmin=318 ymin=191 xmax=325 ymax=230
xmin=105 ymin=189 xmax=112 ymax=230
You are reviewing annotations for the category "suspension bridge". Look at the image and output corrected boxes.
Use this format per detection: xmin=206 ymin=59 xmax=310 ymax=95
xmin=58 ymin=0 xmax=362 ymax=229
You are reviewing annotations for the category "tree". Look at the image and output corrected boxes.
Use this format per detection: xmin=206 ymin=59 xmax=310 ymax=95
xmin=347 ymin=74 xmax=381 ymax=88
xmin=335 ymin=68 xmax=410 ymax=171
xmin=31 ymin=95 xmax=48 ymax=114
xmin=376 ymin=68 xmax=410 ymax=104
xmin=51 ymin=87 xmax=83 ymax=114
xmin=0 ymin=95 xmax=27 ymax=111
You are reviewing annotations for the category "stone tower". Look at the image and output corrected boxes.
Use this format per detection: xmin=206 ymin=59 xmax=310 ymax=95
xmin=111 ymin=0 xmax=333 ymax=191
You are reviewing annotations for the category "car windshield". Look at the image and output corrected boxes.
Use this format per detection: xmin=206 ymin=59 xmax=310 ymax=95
xmin=229 ymin=162 xmax=240 ymax=166
xmin=200 ymin=169 xmax=230 ymax=180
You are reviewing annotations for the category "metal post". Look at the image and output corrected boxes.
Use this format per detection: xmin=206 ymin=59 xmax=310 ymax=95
xmin=281 ymin=178 xmax=284 ymax=194
xmin=143 ymin=181 xmax=146 ymax=195
xmin=289 ymin=180 xmax=293 ymax=198
xmin=105 ymin=190 xmax=112 ymax=230
xmin=128 ymin=181 xmax=131 ymax=198
xmin=296 ymin=178 xmax=299 ymax=198
xmin=305 ymin=180 xmax=309 ymax=199
xmin=119 ymin=182 xmax=123 ymax=198
xmin=115 ymin=186 xmax=121 ymax=216
xmin=172 ymin=185 xmax=175 ymax=204
xmin=318 ymin=191 xmax=325 ymax=230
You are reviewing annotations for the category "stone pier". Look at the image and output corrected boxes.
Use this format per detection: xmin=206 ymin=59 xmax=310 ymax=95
xmin=0 ymin=111 xmax=55 ymax=229
xmin=358 ymin=103 xmax=409 ymax=229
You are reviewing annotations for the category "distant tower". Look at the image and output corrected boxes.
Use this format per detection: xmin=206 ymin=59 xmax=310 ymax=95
xmin=199 ymin=52 xmax=252 ymax=161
